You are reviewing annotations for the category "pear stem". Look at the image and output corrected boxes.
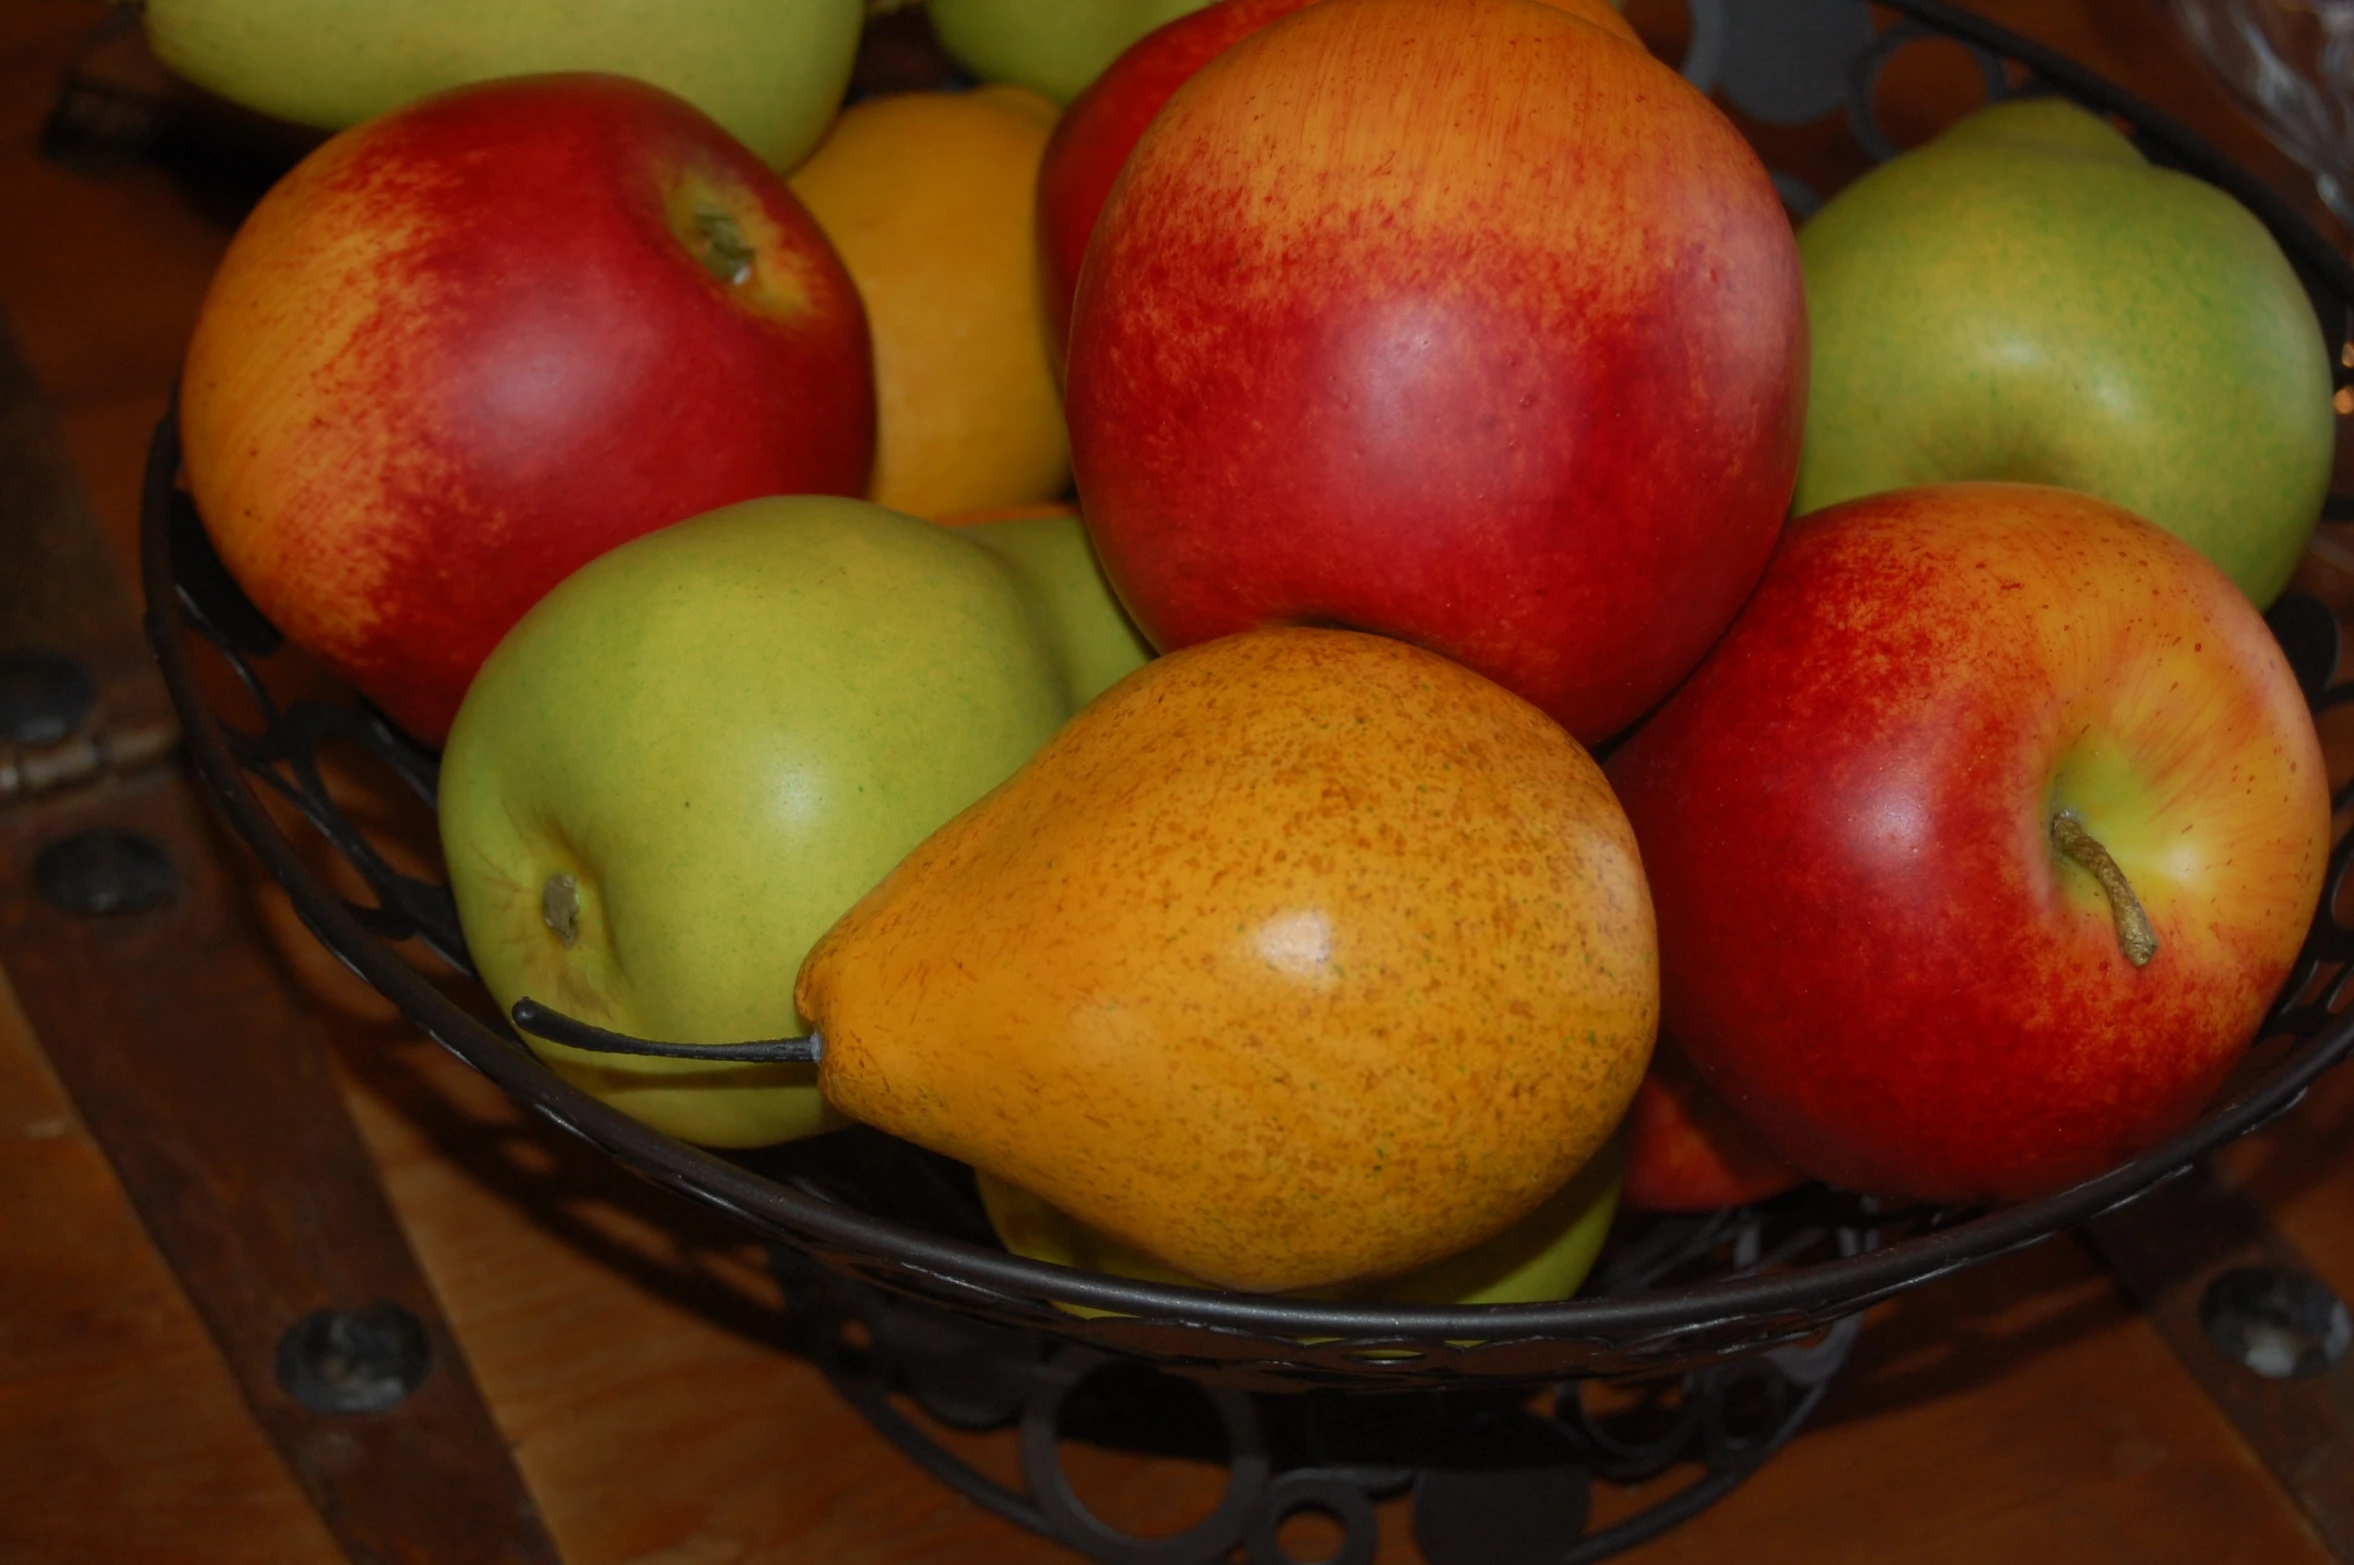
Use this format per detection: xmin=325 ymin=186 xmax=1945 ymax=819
xmin=509 ymin=997 xmax=822 ymax=1065
xmin=2051 ymin=813 xmax=2158 ymax=968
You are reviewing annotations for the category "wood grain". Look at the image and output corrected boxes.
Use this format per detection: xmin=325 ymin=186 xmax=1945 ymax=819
xmin=0 ymin=156 xmax=563 ymax=1557
xmin=2 ymin=2 xmax=2351 ymax=1562
xmin=0 ymin=970 xmax=341 ymax=1565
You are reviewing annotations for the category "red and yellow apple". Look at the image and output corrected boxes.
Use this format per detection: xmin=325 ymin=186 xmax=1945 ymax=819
xmin=182 ymin=73 xmax=875 ymax=742
xmin=1035 ymin=0 xmax=1641 ymax=363
xmin=1063 ymin=0 xmax=1805 ymax=743
xmin=1606 ymin=483 xmax=2331 ymax=1203
xmin=1621 ymin=1038 xmax=1804 ymax=1213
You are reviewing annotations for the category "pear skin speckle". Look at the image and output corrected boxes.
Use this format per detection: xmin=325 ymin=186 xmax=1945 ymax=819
xmin=798 ymin=628 xmax=1658 ymax=1293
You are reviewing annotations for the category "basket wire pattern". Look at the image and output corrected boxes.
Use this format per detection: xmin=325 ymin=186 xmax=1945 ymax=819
xmin=134 ymin=0 xmax=2354 ymax=1557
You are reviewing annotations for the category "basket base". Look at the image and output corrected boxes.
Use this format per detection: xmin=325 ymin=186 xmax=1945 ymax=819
xmin=770 ymin=1246 xmax=1858 ymax=1565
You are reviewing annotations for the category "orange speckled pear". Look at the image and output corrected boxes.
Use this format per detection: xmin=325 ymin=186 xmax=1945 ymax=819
xmin=795 ymin=628 xmax=1658 ymax=1294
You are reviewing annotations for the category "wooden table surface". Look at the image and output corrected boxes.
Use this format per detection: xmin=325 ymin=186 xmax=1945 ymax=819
xmin=4 ymin=2 xmax=2352 ymax=1561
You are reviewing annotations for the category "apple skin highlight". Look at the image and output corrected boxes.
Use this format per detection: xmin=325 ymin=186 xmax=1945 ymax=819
xmin=1035 ymin=0 xmax=1643 ymax=363
xmin=1606 ymin=484 xmax=2331 ymax=1204
xmin=182 ymin=73 xmax=874 ymax=742
xmin=1065 ymin=0 xmax=1807 ymax=745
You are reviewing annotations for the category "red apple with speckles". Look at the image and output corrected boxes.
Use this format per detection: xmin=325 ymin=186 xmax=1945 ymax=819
xmin=1606 ymin=483 xmax=2331 ymax=1203
xmin=1034 ymin=0 xmax=1642 ymax=365
xmin=1063 ymin=0 xmax=1804 ymax=743
xmin=182 ymin=73 xmax=874 ymax=742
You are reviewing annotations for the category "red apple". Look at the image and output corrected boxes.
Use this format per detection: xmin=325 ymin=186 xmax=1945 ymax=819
xmin=182 ymin=73 xmax=874 ymax=742
xmin=1035 ymin=0 xmax=1642 ymax=365
xmin=1606 ymin=483 xmax=2331 ymax=1203
xmin=1063 ymin=0 xmax=1805 ymax=743
xmin=1622 ymin=1038 xmax=1804 ymax=1213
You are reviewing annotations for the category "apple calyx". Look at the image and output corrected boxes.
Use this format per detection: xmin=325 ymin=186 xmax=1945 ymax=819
xmin=541 ymin=872 xmax=581 ymax=947
xmin=690 ymin=207 xmax=757 ymax=288
xmin=509 ymin=997 xmax=824 ymax=1065
xmin=2050 ymin=812 xmax=2158 ymax=967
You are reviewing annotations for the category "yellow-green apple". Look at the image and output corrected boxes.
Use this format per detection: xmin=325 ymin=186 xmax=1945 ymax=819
xmin=946 ymin=506 xmax=1156 ymax=706
xmin=1795 ymin=97 xmax=2335 ymax=607
xmin=437 ymin=496 xmax=1070 ymax=1149
xmin=1621 ymin=1038 xmax=1803 ymax=1213
xmin=1606 ymin=483 xmax=2331 ymax=1203
xmin=1064 ymin=0 xmax=1806 ymax=744
xmin=928 ymin=0 xmax=1213 ymax=104
xmin=978 ymin=1133 xmax=1623 ymax=1308
xmin=143 ymin=0 xmax=865 ymax=172
xmin=181 ymin=74 xmax=874 ymax=744
xmin=1035 ymin=0 xmax=1641 ymax=364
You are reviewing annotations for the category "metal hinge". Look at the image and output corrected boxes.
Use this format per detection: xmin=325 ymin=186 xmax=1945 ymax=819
xmin=1 ymin=647 xmax=181 ymax=809
xmin=1 ymin=717 xmax=181 ymax=807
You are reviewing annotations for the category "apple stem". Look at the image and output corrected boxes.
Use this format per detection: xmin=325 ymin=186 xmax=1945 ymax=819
xmin=2051 ymin=813 xmax=2158 ymax=968
xmin=692 ymin=208 xmax=757 ymax=288
xmin=541 ymin=872 xmax=580 ymax=947
xmin=509 ymin=997 xmax=822 ymax=1065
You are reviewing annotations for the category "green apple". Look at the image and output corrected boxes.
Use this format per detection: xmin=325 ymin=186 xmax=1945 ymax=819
xmin=142 ymin=0 xmax=865 ymax=172
xmin=979 ymin=1135 xmax=1623 ymax=1311
xmin=927 ymin=0 xmax=1213 ymax=105
xmin=438 ymin=496 xmax=1070 ymax=1147
xmin=1795 ymin=96 xmax=2334 ymax=605
xmin=957 ymin=511 xmax=1155 ymax=707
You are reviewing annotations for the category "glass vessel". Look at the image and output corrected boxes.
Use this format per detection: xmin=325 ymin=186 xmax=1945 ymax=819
xmin=2165 ymin=0 xmax=2354 ymax=225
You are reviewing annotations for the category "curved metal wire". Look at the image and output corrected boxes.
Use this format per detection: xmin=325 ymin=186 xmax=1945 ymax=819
xmin=138 ymin=1 xmax=2354 ymax=1393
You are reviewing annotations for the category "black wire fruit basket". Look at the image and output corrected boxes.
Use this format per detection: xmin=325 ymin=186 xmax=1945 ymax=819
xmin=138 ymin=2 xmax=2354 ymax=1561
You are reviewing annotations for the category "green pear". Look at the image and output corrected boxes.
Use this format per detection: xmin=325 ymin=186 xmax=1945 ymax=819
xmin=927 ymin=0 xmax=1212 ymax=104
xmin=142 ymin=0 xmax=865 ymax=172
xmin=980 ymin=1133 xmax=1624 ymax=1312
xmin=957 ymin=511 xmax=1155 ymax=707
xmin=1794 ymin=96 xmax=2333 ymax=605
xmin=438 ymin=496 xmax=1069 ymax=1147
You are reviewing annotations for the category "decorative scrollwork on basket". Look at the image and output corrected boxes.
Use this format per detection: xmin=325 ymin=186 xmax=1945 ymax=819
xmin=140 ymin=30 xmax=2354 ymax=1391
xmin=774 ymin=1240 xmax=1865 ymax=1565
xmin=133 ymin=1 xmax=2354 ymax=1558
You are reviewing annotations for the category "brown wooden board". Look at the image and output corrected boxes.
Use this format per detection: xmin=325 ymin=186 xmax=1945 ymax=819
xmin=0 ymin=298 xmax=562 ymax=1564
xmin=4 ymin=1 xmax=2354 ymax=1560
xmin=2086 ymin=1161 xmax=2354 ymax=1555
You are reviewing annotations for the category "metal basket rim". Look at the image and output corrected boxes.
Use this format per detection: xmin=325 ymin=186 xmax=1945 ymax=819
xmin=134 ymin=0 xmax=2354 ymax=1366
